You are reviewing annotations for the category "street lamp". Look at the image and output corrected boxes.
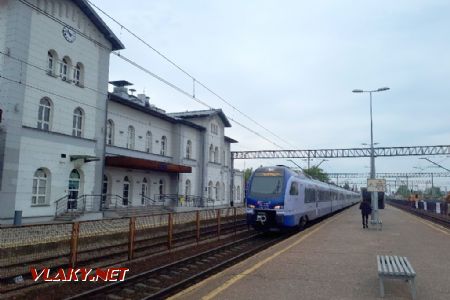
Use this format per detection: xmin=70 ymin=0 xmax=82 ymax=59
xmin=353 ymin=87 xmax=390 ymax=222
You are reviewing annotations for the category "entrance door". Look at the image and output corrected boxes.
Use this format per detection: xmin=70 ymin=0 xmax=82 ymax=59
xmin=141 ymin=178 xmax=148 ymax=205
xmin=68 ymin=169 xmax=81 ymax=209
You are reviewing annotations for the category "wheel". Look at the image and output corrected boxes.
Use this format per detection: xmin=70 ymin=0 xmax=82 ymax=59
xmin=298 ymin=216 xmax=308 ymax=230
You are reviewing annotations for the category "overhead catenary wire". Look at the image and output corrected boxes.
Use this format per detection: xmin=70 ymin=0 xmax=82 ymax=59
xmin=87 ymin=0 xmax=297 ymax=149
xmin=16 ymin=0 xmax=286 ymax=150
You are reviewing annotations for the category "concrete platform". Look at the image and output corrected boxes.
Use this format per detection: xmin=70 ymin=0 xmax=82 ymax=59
xmin=170 ymin=205 xmax=450 ymax=300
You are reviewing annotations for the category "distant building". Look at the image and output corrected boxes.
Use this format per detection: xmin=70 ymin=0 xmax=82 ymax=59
xmin=0 ymin=0 xmax=243 ymax=224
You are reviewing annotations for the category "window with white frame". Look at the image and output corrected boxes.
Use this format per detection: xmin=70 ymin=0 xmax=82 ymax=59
xmin=47 ymin=50 xmax=58 ymax=75
xmin=186 ymin=140 xmax=192 ymax=159
xmin=215 ymin=181 xmax=220 ymax=201
xmin=141 ymin=177 xmax=148 ymax=205
xmin=160 ymin=136 xmax=167 ymax=155
xmin=123 ymin=176 xmax=130 ymax=205
xmin=37 ymin=98 xmax=51 ymax=131
xmin=208 ymin=181 xmax=214 ymax=199
xmin=210 ymin=123 xmax=218 ymax=135
xmin=185 ymin=179 xmax=191 ymax=196
xmin=106 ymin=119 xmax=114 ymax=145
xmin=127 ymin=126 xmax=135 ymax=149
xmin=73 ymin=63 xmax=83 ymax=86
xmin=236 ymin=186 xmax=241 ymax=201
xmin=146 ymin=131 xmax=152 ymax=153
xmin=32 ymin=168 xmax=48 ymax=205
xmin=72 ymin=108 xmax=83 ymax=137
xmin=60 ymin=57 xmax=70 ymax=81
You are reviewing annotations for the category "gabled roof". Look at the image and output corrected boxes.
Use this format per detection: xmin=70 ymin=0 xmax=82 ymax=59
xmin=108 ymin=93 xmax=205 ymax=131
xmin=224 ymin=136 xmax=238 ymax=143
xmin=168 ymin=109 xmax=232 ymax=127
xmin=72 ymin=0 xmax=124 ymax=50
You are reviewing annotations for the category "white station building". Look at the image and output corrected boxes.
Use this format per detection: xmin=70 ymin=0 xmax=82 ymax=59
xmin=0 ymin=0 xmax=243 ymax=224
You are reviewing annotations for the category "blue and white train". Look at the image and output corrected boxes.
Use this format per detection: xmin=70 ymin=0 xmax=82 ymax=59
xmin=246 ymin=166 xmax=360 ymax=230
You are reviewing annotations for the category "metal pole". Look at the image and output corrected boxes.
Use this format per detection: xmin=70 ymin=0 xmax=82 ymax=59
xmin=431 ymin=173 xmax=434 ymax=198
xmin=369 ymin=91 xmax=377 ymax=222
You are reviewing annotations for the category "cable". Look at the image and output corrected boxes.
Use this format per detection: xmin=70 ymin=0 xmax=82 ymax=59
xmin=16 ymin=0 xmax=287 ymax=150
xmin=87 ymin=0 xmax=297 ymax=149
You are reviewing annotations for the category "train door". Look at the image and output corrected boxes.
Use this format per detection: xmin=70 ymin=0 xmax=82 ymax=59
xmin=287 ymin=180 xmax=300 ymax=213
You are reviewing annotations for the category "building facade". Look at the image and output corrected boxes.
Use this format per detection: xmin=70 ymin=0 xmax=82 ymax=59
xmin=0 ymin=0 xmax=243 ymax=224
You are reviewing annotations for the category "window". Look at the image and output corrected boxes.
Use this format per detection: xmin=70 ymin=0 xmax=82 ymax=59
xmin=160 ymin=136 xmax=167 ymax=155
xmin=32 ymin=168 xmax=48 ymax=205
xmin=127 ymin=126 xmax=135 ymax=149
xmin=159 ymin=179 xmax=165 ymax=195
xmin=209 ymin=144 xmax=214 ymax=162
xmin=185 ymin=179 xmax=191 ymax=196
xmin=102 ymin=174 xmax=108 ymax=205
xmin=73 ymin=63 xmax=83 ymax=86
xmin=210 ymin=123 xmax=218 ymax=135
xmin=222 ymin=182 xmax=226 ymax=201
xmin=68 ymin=169 xmax=81 ymax=209
xmin=208 ymin=181 xmax=214 ymax=199
xmin=72 ymin=108 xmax=83 ymax=137
xmin=141 ymin=178 xmax=148 ymax=205
xmin=106 ymin=119 xmax=114 ymax=145
xmin=60 ymin=57 xmax=70 ymax=81
xmin=47 ymin=50 xmax=57 ymax=75
xmin=305 ymin=188 xmax=317 ymax=203
xmin=37 ymin=98 xmax=51 ymax=130
xmin=186 ymin=140 xmax=192 ymax=159
xmin=290 ymin=182 xmax=299 ymax=195
xmin=123 ymin=176 xmax=130 ymax=205
xmin=215 ymin=182 xmax=220 ymax=201
xmin=214 ymin=147 xmax=219 ymax=163
xmin=146 ymin=131 xmax=152 ymax=153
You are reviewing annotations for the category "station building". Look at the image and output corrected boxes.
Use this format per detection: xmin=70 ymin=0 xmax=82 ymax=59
xmin=0 ymin=0 xmax=243 ymax=224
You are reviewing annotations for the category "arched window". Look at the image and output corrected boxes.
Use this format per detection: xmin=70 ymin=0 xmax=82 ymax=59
xmin=127 ymin=126 xmax=135 ymax=149
xmin=72 ymin=108 xmax=83 ymax=137
xmin=73 ymin=62 xmax=83 ymax=86
xmin=160 ymin=136 xmax=167 ymax=155
xmin=214 ymin=147 xmax=219 ymax=163
xmin=141 ymin=177 xmax=148 ymax=205
xmin=123 ymin=176 xmax=130 ymax=205
xmin=222 ymin=182 xmax=226 ymax=201
xmin=236 ymin=186 xmax=241 ymax=201
xmin=32 ymin=168 xmax=49 ymax=205
xmin=159 ymin=179 xmax=165 ymax=195
xmin=185 ymin=179 xmax=191 ymax=196
xmin=146 ymin=131 xmax=152 ymax=153
xmin=60 ymin=56 xmax=71 ymax=81
xmin=209 ymin=144 xmax=214 ymax=162
xmin=106 ymin=119 xmax=114 ymax=145
xmin=47 ymin=50 xmax=58 ymax=75
xmin=208 ymin=181 xmax=214 ymax=199
xmin=37 ymin=98 xmax=51 ymax=130
xmin=186 ymin=140 xmax=192 ymax=159
xmin=215 ymin=182 xmax=220 ymax=201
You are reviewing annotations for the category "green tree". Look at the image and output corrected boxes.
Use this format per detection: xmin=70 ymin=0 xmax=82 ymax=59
xmin=244 ymin=168 xmax=253 ymax=185
xmin=303 ymin=166 xmax=330 ymax=183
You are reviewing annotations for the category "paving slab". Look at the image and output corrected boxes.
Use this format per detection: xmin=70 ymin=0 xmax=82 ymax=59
xmin=170 ymin=205 xmax=450 ymax=300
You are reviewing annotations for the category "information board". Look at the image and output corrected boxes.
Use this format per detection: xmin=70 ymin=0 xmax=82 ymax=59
xmin=367 ymin=179 xmax=386 ymax=192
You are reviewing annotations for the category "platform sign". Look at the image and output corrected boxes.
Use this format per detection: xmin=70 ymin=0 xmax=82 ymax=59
xmin=367 ymin=179 xmax=386 ymax=192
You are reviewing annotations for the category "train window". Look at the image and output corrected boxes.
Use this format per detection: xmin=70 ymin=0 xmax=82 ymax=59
xmin=289 ymin=182 xmax=298 ymax=195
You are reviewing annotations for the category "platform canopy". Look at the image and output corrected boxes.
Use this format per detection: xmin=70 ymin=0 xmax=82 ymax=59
xmin=105 ymin=156 xmax=191 ymax=173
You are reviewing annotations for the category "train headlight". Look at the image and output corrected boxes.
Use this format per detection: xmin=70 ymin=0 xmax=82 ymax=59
xmin=274 ymin=205 xmax=284 ymax=209
xmin=247 ymin=204 xmax=255 ymax=208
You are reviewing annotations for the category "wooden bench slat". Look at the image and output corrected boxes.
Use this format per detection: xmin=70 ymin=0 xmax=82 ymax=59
xmin=403 ymin=257 xmax=416 ymax=276
xmin=398 ymin=257 xmax=411 ymax=277
xmin=386 ymin=256 xmax=393 ymax=274
xmin=393 ymin=256 xmax=405 ymax=275
xmin=380 ymin=255 xmax=387 ymax=274
xmin=377 ymin=255 xmax=382 ymax=273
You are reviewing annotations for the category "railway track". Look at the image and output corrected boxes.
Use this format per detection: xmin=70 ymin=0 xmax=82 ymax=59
xmin=388 ymin=201 xmax=450 ymax=229
xmin=66 ymin=233 xmax=289 ymax=300
xmin=1 ymin=220 xmax=248 ymax=295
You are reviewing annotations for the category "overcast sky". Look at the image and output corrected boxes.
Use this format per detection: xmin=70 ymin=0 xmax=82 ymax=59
xmin=91 ymin=0 xmax=450 ymax=191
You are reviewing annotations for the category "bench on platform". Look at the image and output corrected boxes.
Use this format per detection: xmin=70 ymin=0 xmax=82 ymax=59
xmin=377 ymin=255 xmax=416 ymax=299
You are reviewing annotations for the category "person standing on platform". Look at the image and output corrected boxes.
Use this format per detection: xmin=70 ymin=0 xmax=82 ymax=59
xmin=359 ymin=199 xmax=372 ymax=228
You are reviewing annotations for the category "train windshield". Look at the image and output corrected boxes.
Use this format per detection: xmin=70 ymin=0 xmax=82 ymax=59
xmin=250 ymin=171 xmax=284 ymax=199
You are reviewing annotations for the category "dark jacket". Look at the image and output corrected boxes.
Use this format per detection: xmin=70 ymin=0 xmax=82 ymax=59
xmin=359 ymin=201 xmax=372 ymax=215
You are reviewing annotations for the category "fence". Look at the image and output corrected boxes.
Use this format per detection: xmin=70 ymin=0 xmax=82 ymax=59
xmin=0 ymin=207 xmax=247 ymax=280
xmin=387 ymin=198 xmax=449 ymax=216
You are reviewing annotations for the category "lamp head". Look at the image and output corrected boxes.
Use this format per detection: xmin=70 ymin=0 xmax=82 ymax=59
xmin=352 ymin=89 xmax=364 ymax=93
xmin=377 ymin=87 xmax=390 ymax=92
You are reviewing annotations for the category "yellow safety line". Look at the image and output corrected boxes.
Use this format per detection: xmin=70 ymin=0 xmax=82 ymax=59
xmin=390 ymin=205 xmax=450 ymax=236
xmin=195 ymin=211 xmax=344 ymax=300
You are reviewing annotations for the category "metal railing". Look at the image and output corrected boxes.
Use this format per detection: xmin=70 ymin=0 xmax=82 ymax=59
xmin=101 ymin=194 xmax=126 ymax=210
xmin=55 ymin=194 xmax=101 ymax=216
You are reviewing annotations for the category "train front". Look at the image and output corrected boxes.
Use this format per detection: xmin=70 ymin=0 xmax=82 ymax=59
xmin=246 ymin=166 xmax=289 ymax=230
